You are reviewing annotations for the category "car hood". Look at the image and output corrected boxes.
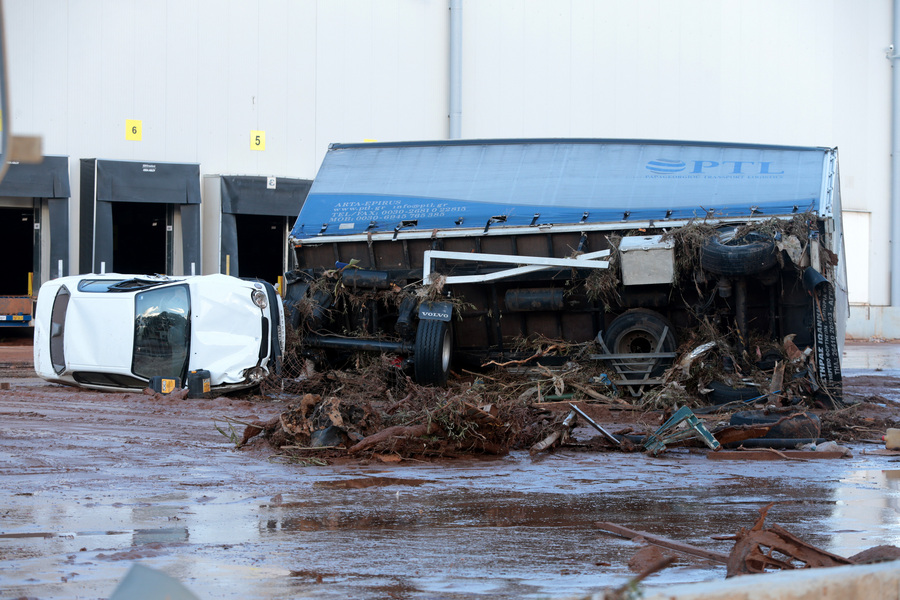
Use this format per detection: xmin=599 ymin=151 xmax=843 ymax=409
xmin=65 ymin=294 xmax=136 ymax=371
xmin=188 ymin=276 xmax=265 ymax=385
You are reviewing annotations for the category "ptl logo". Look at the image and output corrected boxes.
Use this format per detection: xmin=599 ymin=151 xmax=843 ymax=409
xmin=646 ymin=159 xmax=784 ymax=175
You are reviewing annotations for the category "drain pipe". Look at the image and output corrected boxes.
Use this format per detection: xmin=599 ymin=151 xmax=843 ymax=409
xmin=892 ymin=0 xmax=900 ymax=305
xmin=449 ymin=0 xmax=462 ymax=139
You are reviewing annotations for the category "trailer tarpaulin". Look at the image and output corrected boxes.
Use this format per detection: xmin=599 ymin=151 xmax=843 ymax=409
xmin=291 ymin=139 xmax=835 ymax=239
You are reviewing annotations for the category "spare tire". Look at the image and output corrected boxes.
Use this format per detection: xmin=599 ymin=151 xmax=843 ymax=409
xmin=701 ymin=228 xmax=777 ymax=276
xmin=601 ymin=309 xmax=677 ymax=376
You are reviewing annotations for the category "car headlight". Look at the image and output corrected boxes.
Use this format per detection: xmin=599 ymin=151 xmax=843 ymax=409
xmin=246 ymin=366 xmax=268 ymax=382
xmin=251 ymin=289 xmax=268 ymax=309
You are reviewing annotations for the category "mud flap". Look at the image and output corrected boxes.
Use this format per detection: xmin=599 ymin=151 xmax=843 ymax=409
xmin=803 ymin=267 xmax=842 ymax=404
xmin=282 ymin=272 xmax=310 ymax=330
xmin=417 ymin=301 xmax=453 ymax=322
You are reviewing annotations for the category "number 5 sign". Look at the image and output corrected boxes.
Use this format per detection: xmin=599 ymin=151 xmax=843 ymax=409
xmin=126 ymin=119 xmax=142 ymax=141
xmin=251 ymin=130 xmax=266 ymax=151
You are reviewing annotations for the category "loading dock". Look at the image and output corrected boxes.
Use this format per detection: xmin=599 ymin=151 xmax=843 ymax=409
xmin=0 ymin=156 xmax=70 ymax=327
xmin=202 ymin=175 xmax=310 ymax=287
xmin=110 ymin=201 xmax=169 ymax=274
xmin=79 ymin=159 xmax=201 ymax=276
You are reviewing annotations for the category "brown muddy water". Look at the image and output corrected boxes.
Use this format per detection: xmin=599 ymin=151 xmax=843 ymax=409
xmin=1 ymin=343 xmax=900 ymax=599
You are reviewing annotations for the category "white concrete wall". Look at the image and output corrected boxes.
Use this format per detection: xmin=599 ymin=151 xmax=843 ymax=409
xmin=3 ymin=0 xmax=894 ymax=332
xmin=639 ymin=561 xmax=900 ymax=600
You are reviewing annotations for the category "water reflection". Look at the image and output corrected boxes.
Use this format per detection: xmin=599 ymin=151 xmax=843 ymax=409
xmin=10 ymin=449 xmax=900 ymax=599
xmin=829 ymin=469 xmax=900 ymax=553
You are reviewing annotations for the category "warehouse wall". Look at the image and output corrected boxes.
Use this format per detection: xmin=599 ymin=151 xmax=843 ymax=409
xmin=460 ymin=0 xmax=891 ymax=309
xmin=3 ymin=0 xmax=893 ymax=332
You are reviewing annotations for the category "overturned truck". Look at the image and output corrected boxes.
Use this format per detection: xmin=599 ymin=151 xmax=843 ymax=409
xmin=285 ymin=139 xmax=847 ymax=400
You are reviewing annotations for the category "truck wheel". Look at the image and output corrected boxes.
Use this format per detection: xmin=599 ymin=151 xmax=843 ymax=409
xmin=700 ymin=228 xmax=777 ymax=276
xmin=601 ymin=309 xmax=677 ymax=376
xmin=414 ymin=319 xmax=453 ymax=386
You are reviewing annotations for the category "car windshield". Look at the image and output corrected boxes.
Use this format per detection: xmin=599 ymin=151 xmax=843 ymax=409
xmin=132 ymin=284 xmax=191 ymax=382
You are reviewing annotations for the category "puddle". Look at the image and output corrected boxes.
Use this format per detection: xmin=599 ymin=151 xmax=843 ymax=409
xmin=6 ymin=453 xmax=900 ymax=599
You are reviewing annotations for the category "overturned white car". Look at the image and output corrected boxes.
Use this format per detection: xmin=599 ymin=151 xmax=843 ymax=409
xmin=33 ymin=273 xmax=284 ymax=393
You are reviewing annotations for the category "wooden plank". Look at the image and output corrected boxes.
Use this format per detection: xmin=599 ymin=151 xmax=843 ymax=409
xmin=594 ymin=521 xmax=729 ymax=564
xmin=864 ymin=449 xmax=900 ymax=456
xmin=707 ymin=450 xmax=845 ymax=461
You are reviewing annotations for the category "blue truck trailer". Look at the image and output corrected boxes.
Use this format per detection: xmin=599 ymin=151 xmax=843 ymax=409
xmin=285 ymin=138 xmax=847 ymax=401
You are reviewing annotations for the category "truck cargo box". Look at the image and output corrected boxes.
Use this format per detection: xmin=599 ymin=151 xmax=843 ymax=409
xmin=286 ymin=139 xmax=847 ymax=400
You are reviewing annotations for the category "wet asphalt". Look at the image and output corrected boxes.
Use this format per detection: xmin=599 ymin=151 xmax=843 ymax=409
xmin=1 ymin=343 xmax=899 ymax=599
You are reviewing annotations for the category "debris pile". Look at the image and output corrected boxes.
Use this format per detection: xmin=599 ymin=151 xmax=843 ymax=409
xmin=245 ymin=355 xmax=546 ymax=459
xmin=237 ymin=288 xmax=893 ymax=461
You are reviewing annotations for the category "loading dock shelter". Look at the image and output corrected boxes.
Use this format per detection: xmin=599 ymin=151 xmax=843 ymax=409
xmin=0 ymin=156 xmax=70 ymax=326
xmin=202 ymin=175 xmax=310 ymax=286
xmin=79 ymin=159 xmax=201 ymax=276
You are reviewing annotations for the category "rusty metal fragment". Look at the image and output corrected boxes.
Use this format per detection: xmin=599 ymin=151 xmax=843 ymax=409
xmin=711 ymin=424 xmax=774 ymax=446
xmin=726 ymin=503 xmax=852 ymax=577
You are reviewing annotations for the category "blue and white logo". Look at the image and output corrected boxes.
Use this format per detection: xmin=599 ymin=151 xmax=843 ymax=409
xmin=646 ymin=159 xmax=686 ymax=174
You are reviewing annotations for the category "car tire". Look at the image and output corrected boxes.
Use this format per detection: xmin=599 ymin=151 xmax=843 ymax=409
xmin=601 ymin=309 xmax=677 ymax=376
xmin=700 ymin=228 xmax=777 ymax=276
xmin=414 ymin=319 xmax=453 ymax=386
xmin=729 ymin=410 xmax=821 ymax=439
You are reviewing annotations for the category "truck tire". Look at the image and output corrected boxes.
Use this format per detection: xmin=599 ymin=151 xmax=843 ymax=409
xmin=601 ymin=309 xmax=677 ymax=376
xmin=414 ymin=319 xmax=453 ymax=386
xmin=707 ymin=381 xmax=762 ymax=405
xmin=701 ymin=229 xmax=777 ymax=276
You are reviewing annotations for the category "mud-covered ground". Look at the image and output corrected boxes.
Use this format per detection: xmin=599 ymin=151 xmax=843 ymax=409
xmin=2 ymin=339 xmax=900 ymax=599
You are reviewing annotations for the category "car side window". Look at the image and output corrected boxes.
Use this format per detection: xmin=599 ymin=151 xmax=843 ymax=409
xmin=132 ymin=285 xmax=191 ymax=382
xmin=76 ymin=279 xmax=126 ymax=292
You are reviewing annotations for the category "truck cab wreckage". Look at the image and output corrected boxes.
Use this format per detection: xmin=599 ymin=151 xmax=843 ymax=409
xmin=284 ymin=139 xmax=847 ymax=403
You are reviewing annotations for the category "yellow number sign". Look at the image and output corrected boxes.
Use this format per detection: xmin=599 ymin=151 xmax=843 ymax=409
xmin=126 ymin=119 xmax=142 ymax=141
xmin=251 ymin=130 xmax=266 ymax=151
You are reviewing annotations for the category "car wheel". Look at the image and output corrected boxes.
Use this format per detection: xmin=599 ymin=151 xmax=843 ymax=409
xmin=601 ymin=308 xmax=677 ymax=376
xmin=414 ymin=319 xmax=453 ymax=386
xmin=700 ymin=228 xmax=777 ymax=276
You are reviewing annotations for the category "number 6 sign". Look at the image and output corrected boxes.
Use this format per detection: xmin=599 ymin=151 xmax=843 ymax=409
xmin=126 ymin=119 xmax=142 ymax=141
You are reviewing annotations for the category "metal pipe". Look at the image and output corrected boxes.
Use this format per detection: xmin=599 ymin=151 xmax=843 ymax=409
xmin=735 ymin=278 xmax=747 ymax=354
xmin=449 ymin=0 xmax=462 ymax=139
xmin=304 ymin=334 xmax=414 ymax=354
xmin=893 ymin=0 xmax=900 ymax=305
